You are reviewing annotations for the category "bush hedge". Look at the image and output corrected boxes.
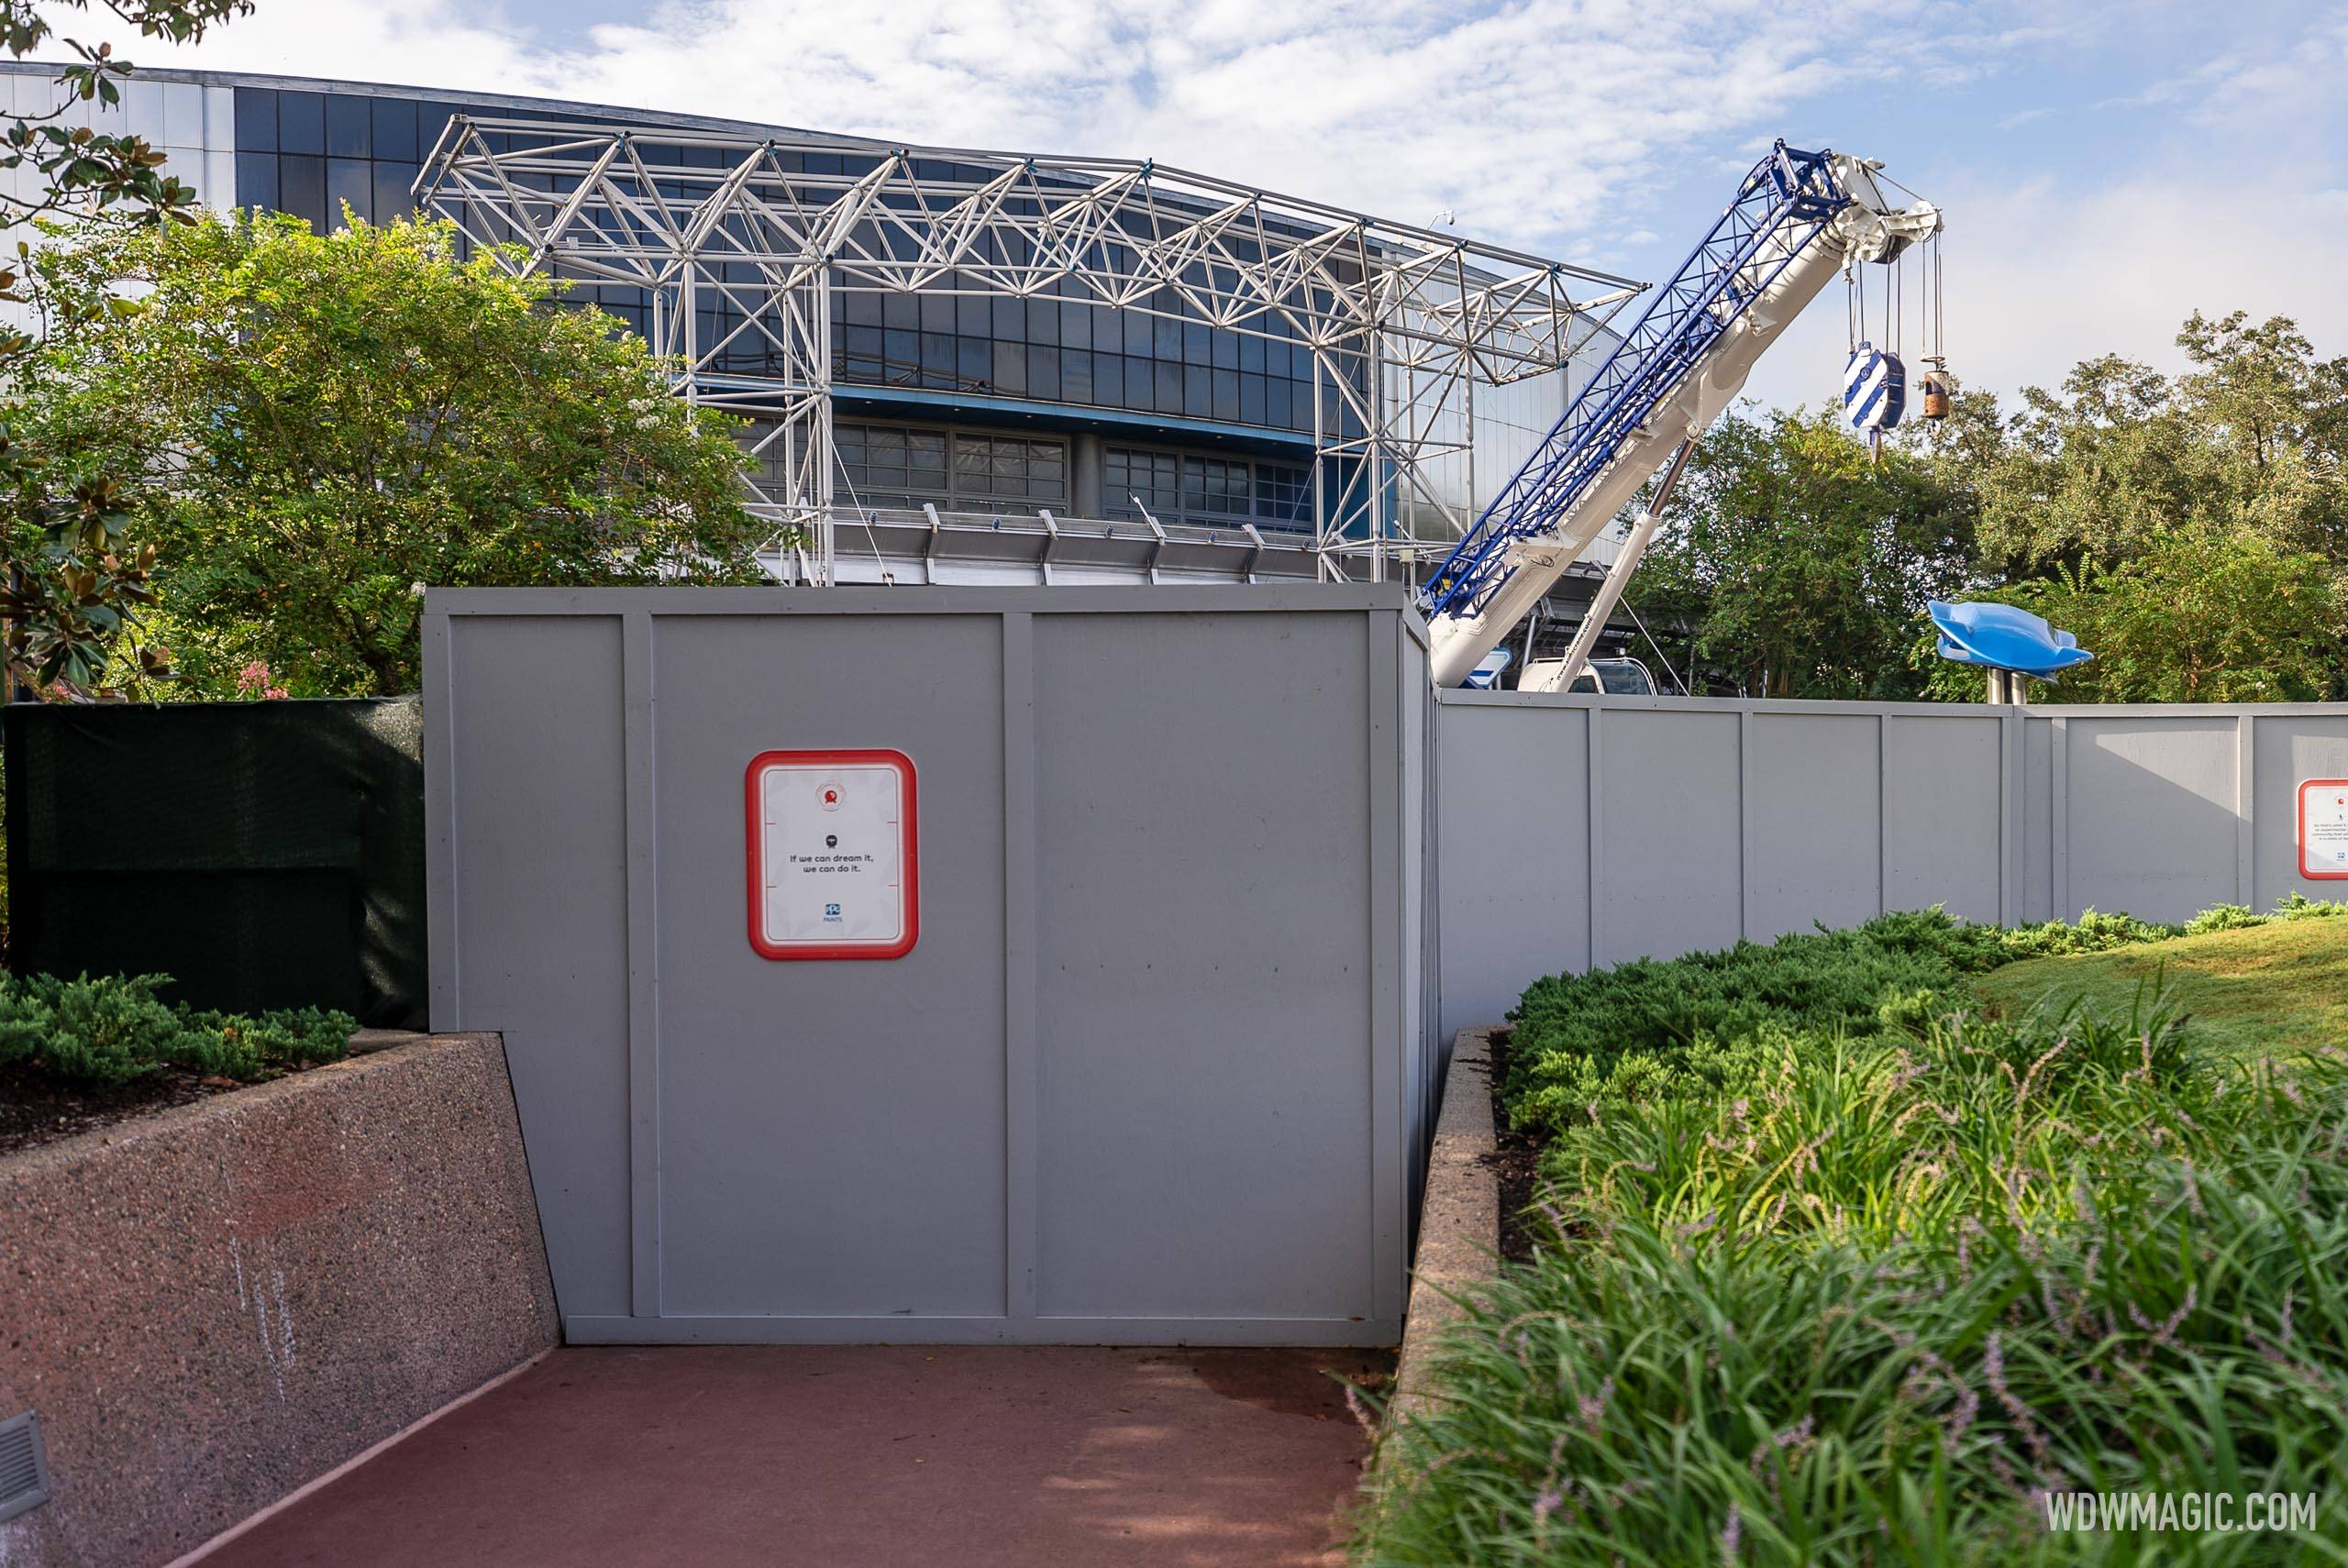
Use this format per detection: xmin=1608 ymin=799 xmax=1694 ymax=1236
xmin=0 ymin=971 xmax=352 ymax=1086
xmin=1501 ymin=899 xmax=2345 ymax=1146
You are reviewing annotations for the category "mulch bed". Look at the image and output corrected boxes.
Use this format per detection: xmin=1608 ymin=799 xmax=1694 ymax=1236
xmin=0 ymin=1063 xmax=251 ymax=1156
xmin=1478 ymin=1029 xmax=1545 ymax=1264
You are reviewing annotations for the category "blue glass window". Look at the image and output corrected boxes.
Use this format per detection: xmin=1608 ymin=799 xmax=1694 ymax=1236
xmin=327 ymin=95 xmax=371 ymax=159
xmin=327 ymin=158 xmax=371 ymax=225
xmin=372 ymin=98 xmax=420 ymax=162
xmin=279 ymin=91 xmax=325 ymax=156
xmin=372 ymin=161 xmax=418 ymax=222
xmin=233 ymin=152 xmax=277 ymax=211
xmin=234 ymin=88 xmax=277 ymax=151
xmin=279 ymin=154 xmax=325 ymax=228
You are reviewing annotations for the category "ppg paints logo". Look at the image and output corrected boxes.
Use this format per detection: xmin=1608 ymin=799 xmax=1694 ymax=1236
xmin=824 ymin=902 xmax=843 ymax=921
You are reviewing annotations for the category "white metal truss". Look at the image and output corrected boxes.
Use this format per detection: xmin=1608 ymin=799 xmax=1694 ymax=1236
xmin=416 ymin=116 xmax=1643 ymax=583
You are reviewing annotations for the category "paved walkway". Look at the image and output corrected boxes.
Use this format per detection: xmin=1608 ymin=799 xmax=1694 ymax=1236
xmin=194 ymin=1345 xmax=1386 ymax=1568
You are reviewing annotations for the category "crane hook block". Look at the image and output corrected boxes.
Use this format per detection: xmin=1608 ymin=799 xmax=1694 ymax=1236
xmin=1920 ymin=370 xmax=1951 ymax=422
xmin=1844 ymin=341 xmax=1906 ymax=434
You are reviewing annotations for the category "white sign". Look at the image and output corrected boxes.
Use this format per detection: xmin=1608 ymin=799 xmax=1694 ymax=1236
xmin=745 ymin=750 xmax=919 ymax=958
xmin=2303 ymin=778 xmax=2348 ymax=881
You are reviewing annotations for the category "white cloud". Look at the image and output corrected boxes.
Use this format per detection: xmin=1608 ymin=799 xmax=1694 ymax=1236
xmin=60 ymin=0 xmax=2348 ymax=413
xmin=1743 ymin=171 xmax=2348 ymax=416
xmin=91 ymin=0 xmax=2006 ymax=253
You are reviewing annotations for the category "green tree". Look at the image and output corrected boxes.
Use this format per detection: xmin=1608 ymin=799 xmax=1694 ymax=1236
xmin=0 ymin=0 xmax=253 ymax=693
xmin=2170 ymin=309 xmax=2348 ymax=563
xmin=1912 ymin=527 xmax=2346 ymax=704
xmin=1631 ymin=405 xmax=1976 ymax=698
xmin=1656 ymin=312 xmax=2348 ymax=705
xmin=1964 ymin=312 xmax=2348 ymax=580
xmin=20 ymin=209 xmax=770 ymax=695
xmin=1967 ymin=353 xmax=2201 ymax=576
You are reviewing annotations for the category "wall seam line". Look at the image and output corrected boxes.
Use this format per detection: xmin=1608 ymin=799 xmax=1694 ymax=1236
xmin=1586 ymin=704 xmax=1602 ymax=972
xmin=1737 ymin=709 xmax=1754 ymax=941
xmin=621 ymin=610 xmax=662 ymax=1322
xmin=1001 ymin=612 xmax=1039 ymax=1322
xmin=2237 ymin=712 xmax=2255 ymax=906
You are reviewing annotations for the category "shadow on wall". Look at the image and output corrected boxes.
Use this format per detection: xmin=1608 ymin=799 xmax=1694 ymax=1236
xmin=2027 ymin=711 xmax=2348 ymax=925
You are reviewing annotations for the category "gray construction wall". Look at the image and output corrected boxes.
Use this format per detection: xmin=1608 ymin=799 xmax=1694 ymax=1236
xmin=1436 ymin=690 xmax=2348 ymax=1040
xmin=426 ymin=586 xmax=1432 ymax=1346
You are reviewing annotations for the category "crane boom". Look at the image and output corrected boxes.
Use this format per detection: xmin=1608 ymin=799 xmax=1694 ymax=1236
xmin=1420 ymin=143 xmax=1941 ymax=689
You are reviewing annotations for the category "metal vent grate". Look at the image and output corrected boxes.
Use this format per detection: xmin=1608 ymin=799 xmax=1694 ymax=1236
xmin=0 ymin=1410 xmax=50 ymax=1522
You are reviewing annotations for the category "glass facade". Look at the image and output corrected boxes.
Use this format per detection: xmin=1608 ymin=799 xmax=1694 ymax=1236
xmin=229 ymin=83 xmax=1336 ymax=442
xmin=1105 ymin=446 xmax=1311 ymax=531
xmin=229 ymin=84 xmax=659 ymax=341
xmin=812 ymin=422 xmax=1311 ymax=532
xmin=234 ymin=87 xmax=427 ymax=233
xmin=828 ymin=423 xmax=1071 ymax=512
xmin=216 ymin=81 xmax=1465 ymax=541
xmin=828 ymin=280 xmax=1322 ymax=435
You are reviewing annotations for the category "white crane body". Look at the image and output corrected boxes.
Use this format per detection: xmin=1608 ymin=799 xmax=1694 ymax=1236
xmin=1418 ymin=148 xmax=1942 ymax=690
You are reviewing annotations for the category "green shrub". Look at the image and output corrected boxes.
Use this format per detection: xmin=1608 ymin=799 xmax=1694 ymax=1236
xmin=1504 ymin=910 xmax=1996 ymax=1142
xmin=1365 ymin=1128 xmax=2348 ymax=1565
xmin=1365 ymin=997 xmax=2348 ymax=1565
xmin=175 ymin=1006 xmax=357 ymax=1080
xmin=2270 ymin=891 xmax=2348 ymax=922
xmin=2177 ymin=893 xmax=2345 ymax=938
xmin=2183 ymin=902 xmax=2262 ymax=935
xmin=1500 ymin=902 xmax=2346 ymax=1144
xmin=1369 ymin=910 xmax=2348 ymax=1565
xmin=0 ymin=971 xmax=352 ymax=1087
xmin=0 ymin=972 xmax=187 ymax=1086
xmin=1996 ymin=907 xmax=2183 ymax=958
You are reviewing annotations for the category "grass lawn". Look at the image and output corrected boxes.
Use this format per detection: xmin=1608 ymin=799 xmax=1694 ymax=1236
xmin=1973 ymin=913 xmax=2348 ymax=1061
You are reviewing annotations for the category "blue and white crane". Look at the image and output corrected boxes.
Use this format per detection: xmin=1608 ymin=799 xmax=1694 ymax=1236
xmin=1419 ymin=143 xmax=1944 ymax=690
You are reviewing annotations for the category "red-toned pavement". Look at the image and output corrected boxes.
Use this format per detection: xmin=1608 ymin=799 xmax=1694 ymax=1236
xmin=191 ymin=1345 xmax=1389 ymax=1568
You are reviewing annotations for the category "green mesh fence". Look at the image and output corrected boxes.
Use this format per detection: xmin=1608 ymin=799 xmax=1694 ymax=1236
xmin=4 ymin=698 xmax=426 ymax=1029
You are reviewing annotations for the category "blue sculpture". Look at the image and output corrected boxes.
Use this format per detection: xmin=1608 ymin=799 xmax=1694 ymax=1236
xmin=1928 ymin=600 xmax=2093 ymax=680
xmin=1464 ymin=648 xmax=1513 ymax=690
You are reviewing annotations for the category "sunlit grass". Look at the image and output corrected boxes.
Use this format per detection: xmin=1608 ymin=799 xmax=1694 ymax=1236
xmin=1974 ymin=917 xmax=2348 ymax=1063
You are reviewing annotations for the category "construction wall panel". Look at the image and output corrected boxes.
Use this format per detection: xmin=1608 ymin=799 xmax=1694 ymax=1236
xmin=1029 ymin=610 xmax=1377 ymax=1321
xmin=2062 ymin=715 xmax=2240 ymax=922
xmin=1747 ymin=711 xmax=1881 ymax=941
xmin=1593 ymin=708 xmax=1743 ymax=967
xmin=1436 ymin=693 xmax=2348 ymax=1037
xmin=648 ymin=613 xmax=1009 ymax=1320
xmin=1883 ymin=712 xmax=2008 ymax=926
xmin=2254 ymin=715 xmax=2348 ymax=902
xmin=427 ymin=586 xmax=1428 ymax=1347
xmin=435 ymin=613 xmax=633 ymax=1321
xmin=1431 ymin=705 xmax=1590 ymax=1044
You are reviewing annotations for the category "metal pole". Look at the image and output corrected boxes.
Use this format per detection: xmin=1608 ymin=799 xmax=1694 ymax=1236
xmin=1540 ymin=437 xmax=1696 ymax=692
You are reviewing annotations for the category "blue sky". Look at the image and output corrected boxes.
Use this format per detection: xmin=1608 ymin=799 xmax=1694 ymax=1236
xmin=106 ymin=0 xmax=2348 ymax=414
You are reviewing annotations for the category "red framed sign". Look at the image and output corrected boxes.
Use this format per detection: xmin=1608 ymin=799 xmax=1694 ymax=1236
xmin=744 ymin=749 xmax=919 ymax=959
xmin=2301 ymin=778 xmax=2348 ymax=880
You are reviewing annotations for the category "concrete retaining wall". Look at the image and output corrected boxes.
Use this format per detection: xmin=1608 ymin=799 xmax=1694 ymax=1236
xmin=1389 ymin=1028 xmax=1499 ymax=1431
xmin=0 ymin=1035 xmax=557 ymax=1568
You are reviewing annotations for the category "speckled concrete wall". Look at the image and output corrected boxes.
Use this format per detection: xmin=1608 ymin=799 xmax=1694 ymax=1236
xmin=0 ymin=1034 xmax=559 ymax=1568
